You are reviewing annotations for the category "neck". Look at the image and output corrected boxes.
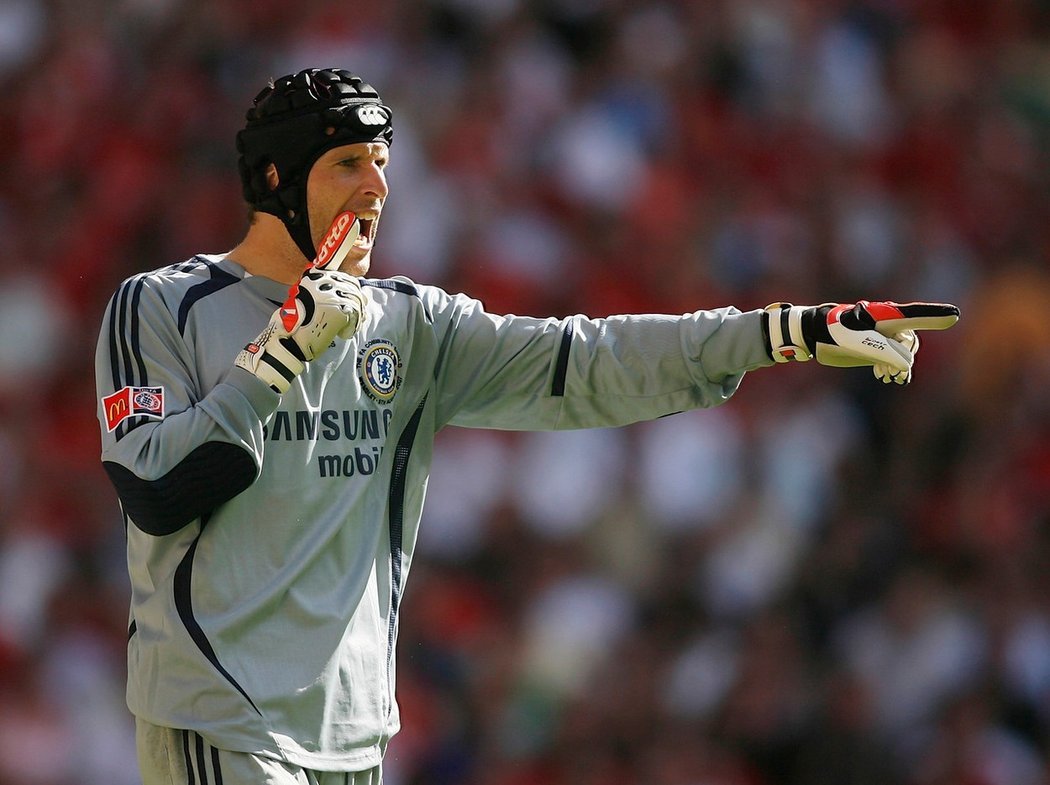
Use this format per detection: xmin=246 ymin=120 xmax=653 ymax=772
xmin=226 ymin=214 xmax=309 ymax=285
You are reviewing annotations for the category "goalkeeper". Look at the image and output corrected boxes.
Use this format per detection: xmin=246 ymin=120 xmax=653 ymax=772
xmin=94 ymin=67 xmax=959 ymax=785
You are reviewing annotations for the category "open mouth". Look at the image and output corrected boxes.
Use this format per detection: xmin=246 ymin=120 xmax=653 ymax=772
xmin=356 ymin=217 xmax=376 ymax=247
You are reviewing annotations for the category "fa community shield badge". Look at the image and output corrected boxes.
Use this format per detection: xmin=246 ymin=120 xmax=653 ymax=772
xmin=357 ymin=339 xmax=402 ymax=403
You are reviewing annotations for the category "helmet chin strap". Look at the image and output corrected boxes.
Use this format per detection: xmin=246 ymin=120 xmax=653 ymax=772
xmin=259 ymin=173 xmax=316 ymax=262
xmin=287 ymin=226 xmax=316 ymax=262
xmin=281 ymin=195 xmax=317 ymax=263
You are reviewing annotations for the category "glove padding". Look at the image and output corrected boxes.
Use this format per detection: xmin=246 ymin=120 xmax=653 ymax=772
xmin=236 ymin=269 xmax=367 ymax=393
xmin=873 ymin=329 xmax=918 ymax=385
xmin=763 ymin=300 xmax=960 ymax=385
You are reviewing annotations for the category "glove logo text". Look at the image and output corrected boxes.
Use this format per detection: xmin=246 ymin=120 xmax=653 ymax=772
xmin=102 ymin=386 xmax=165 ymax=432
xmin=316 ymin=212 xmax=355 ymax=269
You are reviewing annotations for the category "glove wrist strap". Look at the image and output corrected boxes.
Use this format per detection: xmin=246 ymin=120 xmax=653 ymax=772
xmin=763 ymin=303 xmax=813 ymax=363
xmin=234 ymin=317 xmax=306 ymax=394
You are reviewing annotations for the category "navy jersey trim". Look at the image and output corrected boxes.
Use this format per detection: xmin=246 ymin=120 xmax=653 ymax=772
xmin=108 ymin=275 xmax=149 ymax=440
xmin=363 ymin=278 xmax=432 ymax=322
xmin=181 ymin=729 xmax=223 ymax=785
xmin=268 ymin=279 xmax=420 ymax=308
xmin=178 ymin=262 xmax=242 ymax=335
xmin=194 ymin=731 xmax=208 ymax=785
xmin=107 ymin=261 xmax=210 ymax=440
xmin=363 ymin=278 xmax=420 ymax=298
xmin=386 ymin=393 xmax=428 ymax=675
xmin=103 ymin=443 xmax=257 ymax=536
xmin=551 ymin=320 xmax=574 ymax=397
xmin=174 ymin=532 xmax=262 ymax=716
xmin=182 ymin=730 xmax=197 ymax=785
xmin=113 ymin=277 xmax=138 ymax=390
xmin=210 ymin=744 xmax=224 ymax=785
xmin=106 ymin=281 xmax=124 ymax=390
xmin=129 ymin=279 xmax=148 ymax=389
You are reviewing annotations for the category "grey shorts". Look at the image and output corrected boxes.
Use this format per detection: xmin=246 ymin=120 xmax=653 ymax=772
xmin=135 ymin=718 xmax=382 ymax=785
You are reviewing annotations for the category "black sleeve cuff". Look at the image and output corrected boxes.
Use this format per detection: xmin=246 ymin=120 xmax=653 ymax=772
xmin=104 ymin=442 xmax=258 ymax=535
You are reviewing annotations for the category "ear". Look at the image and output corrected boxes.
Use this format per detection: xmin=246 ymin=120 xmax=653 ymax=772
xmin=265 ymin=163 xmax=280 ymax=191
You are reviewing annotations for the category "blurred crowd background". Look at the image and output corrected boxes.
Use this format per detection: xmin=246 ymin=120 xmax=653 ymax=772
xmin=1 ymin=0 xmax=1048 ymax=783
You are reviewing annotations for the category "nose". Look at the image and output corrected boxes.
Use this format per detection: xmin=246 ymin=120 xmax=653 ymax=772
xmin=362 ymin=162 xmax=388 ymax=200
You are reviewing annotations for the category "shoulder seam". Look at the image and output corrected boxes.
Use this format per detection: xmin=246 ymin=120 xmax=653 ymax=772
xmin=177 ymin=262 xmax=242 ymax=335
xmin=362 ymin=278 xmax=421 ymax=299
xmin=363 ymin=278 xmax=432 ymax=322
xmin=135 ymin=256 xmax=212 ymax=284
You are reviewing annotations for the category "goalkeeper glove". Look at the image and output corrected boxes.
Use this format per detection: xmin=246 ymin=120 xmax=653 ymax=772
xmin=763 ymin=300 xmax=960 ymax=384
xmin=235 ymin=269 xmax=367 ymax=393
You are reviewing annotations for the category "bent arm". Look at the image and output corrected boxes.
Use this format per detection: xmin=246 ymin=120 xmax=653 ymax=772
xmin=96 ymin=277 xmax=279 ymax=535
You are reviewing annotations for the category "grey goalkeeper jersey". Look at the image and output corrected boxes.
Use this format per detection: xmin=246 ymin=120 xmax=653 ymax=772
xmin=95 ymin=254 xmax=772 ymax=771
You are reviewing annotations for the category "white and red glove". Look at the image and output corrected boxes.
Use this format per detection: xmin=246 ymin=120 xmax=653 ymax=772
xmin=763 ymin=300 xmax=960 ymax=384
xmin=235 ymin=212 xmax=367 ymax=393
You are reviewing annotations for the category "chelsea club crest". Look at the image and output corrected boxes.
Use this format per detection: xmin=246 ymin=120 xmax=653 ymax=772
xmin=357 ymin=339 xmax=402 ymax=403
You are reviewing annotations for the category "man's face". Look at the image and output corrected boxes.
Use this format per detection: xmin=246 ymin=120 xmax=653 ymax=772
xmin=306 ymin=142 xmax=390 ymax=276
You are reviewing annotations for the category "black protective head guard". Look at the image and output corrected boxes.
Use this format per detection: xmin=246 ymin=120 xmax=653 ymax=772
xmin=236 ymin=68 xmax=394 ymax=261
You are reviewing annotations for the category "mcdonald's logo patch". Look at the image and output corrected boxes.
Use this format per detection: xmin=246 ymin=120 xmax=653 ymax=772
xmin=102 ymin=386 xmax=165 ymax=432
